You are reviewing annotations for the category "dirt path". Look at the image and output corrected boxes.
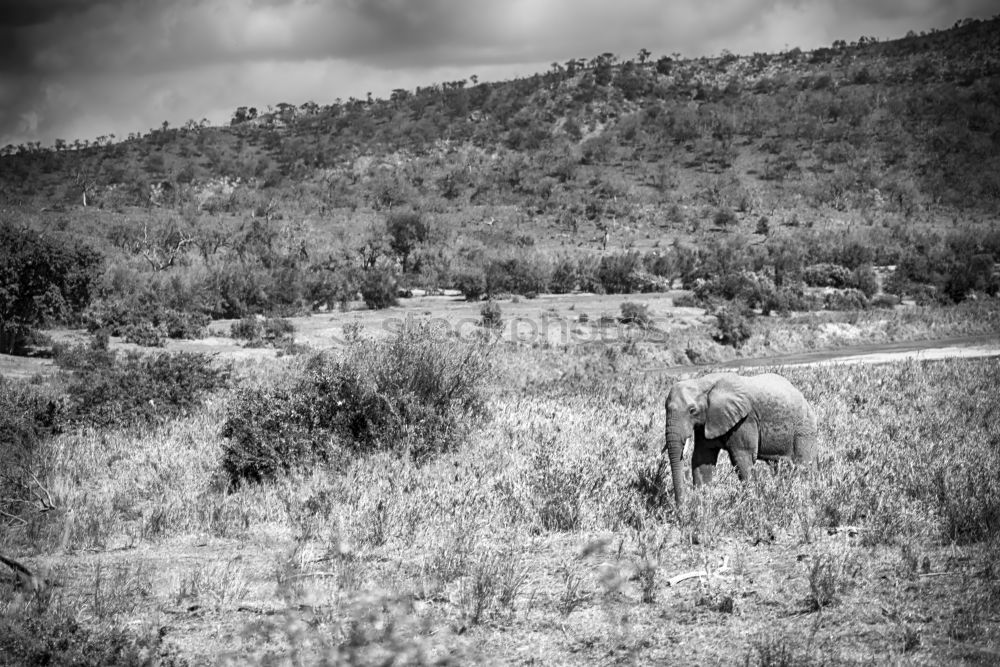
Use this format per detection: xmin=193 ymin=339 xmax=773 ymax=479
xmin=656 ymin=333 xmax=1000 ymax=375
xmin=4 ymin=331 xmax=1000 ymax=381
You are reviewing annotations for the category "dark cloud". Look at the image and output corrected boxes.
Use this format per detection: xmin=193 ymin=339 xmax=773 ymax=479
xmin=0 ymin=0 xmax=96 ymax=27
xmin=0 ymin=0 xmax=996 ymax=146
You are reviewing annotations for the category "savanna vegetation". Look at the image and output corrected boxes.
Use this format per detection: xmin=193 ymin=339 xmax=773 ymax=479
xmin=1 ymin=15 xmax=1000 ymax=666
xmin=1 ymin=18 xmax=999 ymax=354
xmin=1 ymin=325 xmax=998 ymax=663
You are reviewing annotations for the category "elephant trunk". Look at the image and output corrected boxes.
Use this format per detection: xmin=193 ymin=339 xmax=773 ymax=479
xmin=665 ymin=424 xmax=689 ymax=505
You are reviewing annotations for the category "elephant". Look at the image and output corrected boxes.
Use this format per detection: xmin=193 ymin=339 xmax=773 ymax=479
xmin=659 ymin=372 xmax=818 ymax=504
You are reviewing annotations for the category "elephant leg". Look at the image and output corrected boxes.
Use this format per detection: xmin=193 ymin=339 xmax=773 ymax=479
xmin=691 ymin=446 xmax=721 ymax=487
xmin=728 ymin=448 xmax=756 ymax=481
xmin=792 ymin=407 xmax=819 ymax=464
xmin=724 ymin=420 xmax=759 ymax=482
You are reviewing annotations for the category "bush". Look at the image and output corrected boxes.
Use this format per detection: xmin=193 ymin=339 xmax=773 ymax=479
xmin=576 ymin=255 xmax=604 ymax=293
xmin=161 ymin=308 xmax=210 ymax=339
xmin=230 ymin=315 xmax=295 ymax=347
xmin=221 ymin=324 xmax=493 ymax=485
xmin=713 ymin=208 xmax=738 ymax=229
xmin=711 ymin=303 xmax=753 ymax=347
xmin=0 ymin=377 xmax=63 ymax=520
xmin=122 ymin=321 xmax=165 ymax=347
xmin=54 ymin=345 xmax=230 ymax=428
xmin=762 ymin=283 xmax=819 ymax=315
xmin=942 ymin=254 xmax=998 ymax=303
xmin=802 ymin=263 xmax=853 ymax=288
xmin=85 ymin=300 xmax=208 ymax=343
xmin=693 ymin=271 xmax=776 ymax=310
xmin=619 ymin=302 xmax=652 ymax=328
xmin=480 ymin=301 xmax=503 ymax=330
xmin=485 ymin=256 xmax=550 ymax=297
xmin=359 ymin=267 xmax=399 ymax=310
xmin=0 ymin=222 xmax=102 ymax=353
xmin=0 ymin=606 xmax=184 ymax=667
xmin=824 ymin=288 xmax=870 ymax=311
xmin=549 ymin=256 xmax=580 ymax=294
xmin=386 ymin=211 xmax=429 ymax=274
xmin=849 ymin=264 xmax=879 ymax=297
xmin=672 ymin=292 xmax=699 ymax=308
xmin=453 ymin=267 xmax=487 ymax=301
xmin=598 ymin=252 xmax=644 ymax=294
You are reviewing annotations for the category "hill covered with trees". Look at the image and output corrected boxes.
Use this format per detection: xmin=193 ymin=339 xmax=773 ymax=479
xmin=1 ymin=16 xmax=998 ymax=349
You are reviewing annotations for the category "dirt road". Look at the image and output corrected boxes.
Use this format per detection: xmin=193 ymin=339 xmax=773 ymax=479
xmin=655 ymin=333 xmax=1000 ymax=375
xmin=3 ymin=332 xmax=999 ymax=381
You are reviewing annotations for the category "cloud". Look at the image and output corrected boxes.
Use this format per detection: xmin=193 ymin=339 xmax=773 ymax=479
xmin=0 ymin=0 xmax=996 ymax=146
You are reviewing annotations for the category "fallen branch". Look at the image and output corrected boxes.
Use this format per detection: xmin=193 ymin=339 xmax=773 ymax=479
xmin=0 ymin=553 xmax=45 ymax=591
xmin=666 ymin=556 xmax=730 ymax=586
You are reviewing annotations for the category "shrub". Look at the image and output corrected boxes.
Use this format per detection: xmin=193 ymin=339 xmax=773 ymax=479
xmin=802 ymin=263 xmax=853 ymax=288
xmin=619 ymin=302 xmax=652 ymax=328
xmin=849 ymin=264 xmax=879 ymax=297
xmin=121 ymin=321 xmax=165 ymax=347
xmin=304 ymin=263 xmax=357 ymax=311
xmin=598 ymin=252 xmax=644 ymax=294
xmin=549 ymin=256 xmax=580 ymax=293
xmin=672 ymin=292 xmax=699 ymax=308
xmin=386 ymin=211 xmax=429 ymax=274
xmin=480 ymin=301 xmax=503 ymax=330
xmin=942 ymin=254 xmax=998 ymax=303
xmin=823 ymin=288 xmax=870 ymax=311
xmin=713 ymin=207 xmax=738 ymax=229
xmin=54 ymin=345 xmax=230 ymax=429
xmin=0 ymin=377 xmax=63 ymax=522
xmin=693 ymin=271 xmax=776 ymax=310
xmin=0 ymin=608 xmax=185 ymax=667
xmin=576 ymin=255 xmax=604 ymax=293
xmin=203 ymin=264 xmax=275 ymax=318
xmin=230 ymin=315 xmax=295 ymax=347
xmin=161 ymin=308 xmax=210 ymax=339
xmin=711 ymin=303 xmax=753 ymax=347
xmin=0 ymin=221 xmax=102 ymax=353
xmin=221 ymin=324 xmax=493 ymax=485
xmin=359 ymin=267 xmax=399 ymax=310
xmin=454 ymin=267 xmax=487 ymax=301
xmin=485 ymin=256 xmax=550 ymax=297
xmin=762 ymin=283 xmax=819 ymax=315
xmin=85 ymin=300 xmax=208 ymax=343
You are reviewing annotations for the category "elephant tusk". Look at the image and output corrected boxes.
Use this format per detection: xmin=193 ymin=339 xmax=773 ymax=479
xmin=682 ymin=436 xmax=693 ymax=460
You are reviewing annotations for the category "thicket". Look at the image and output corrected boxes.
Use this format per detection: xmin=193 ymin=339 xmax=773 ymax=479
xmin=0 ymin=608 xmax=185 ymax=667
xmin=0 ymin=376 xmax=64 ymax=523
xmin=0 ymin=221 xmax=102 ymax=353
xmin=221 ymin=324 xmax=494 ymax=486
xmin=52 ymin=342 xmax=230 ymax=429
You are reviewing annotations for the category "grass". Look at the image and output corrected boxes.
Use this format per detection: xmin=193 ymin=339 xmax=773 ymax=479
xmin=1 ymin=320 xmax=999 ymax=663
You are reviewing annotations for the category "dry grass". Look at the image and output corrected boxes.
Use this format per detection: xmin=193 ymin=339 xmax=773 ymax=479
xmin=1 ymin=322 xmax=999 ymax=664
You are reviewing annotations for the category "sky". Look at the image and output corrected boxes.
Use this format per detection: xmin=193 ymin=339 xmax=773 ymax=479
xmin=0 ymin=0 xmax=996 ymax=148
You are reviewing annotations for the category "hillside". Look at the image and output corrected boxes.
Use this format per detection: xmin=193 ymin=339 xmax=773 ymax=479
xmin=3 ymin=17 xmax=1000 ymax=223
xmin=1 ymin=17 xmax=999 ymax=351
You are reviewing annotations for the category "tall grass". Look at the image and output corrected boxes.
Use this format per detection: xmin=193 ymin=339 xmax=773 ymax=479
xmin=3 ymin=339 xmax=998 ymax=663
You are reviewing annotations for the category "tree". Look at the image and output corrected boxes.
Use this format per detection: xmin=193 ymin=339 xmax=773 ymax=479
xmin=386 ymin=212 xmax=429 ymax=274
xmin=0 ymin=222 xmax=102 ymax=353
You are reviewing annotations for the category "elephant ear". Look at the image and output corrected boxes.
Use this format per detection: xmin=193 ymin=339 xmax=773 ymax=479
xmin=705 ymin=378 xmax=752 ymax=439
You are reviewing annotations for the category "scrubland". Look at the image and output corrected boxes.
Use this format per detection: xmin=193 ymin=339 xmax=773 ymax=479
xmin=2 ymin=16 xmax=1000 ymax=665
xmin=2 ymin=323 xmax=998 ymax=665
